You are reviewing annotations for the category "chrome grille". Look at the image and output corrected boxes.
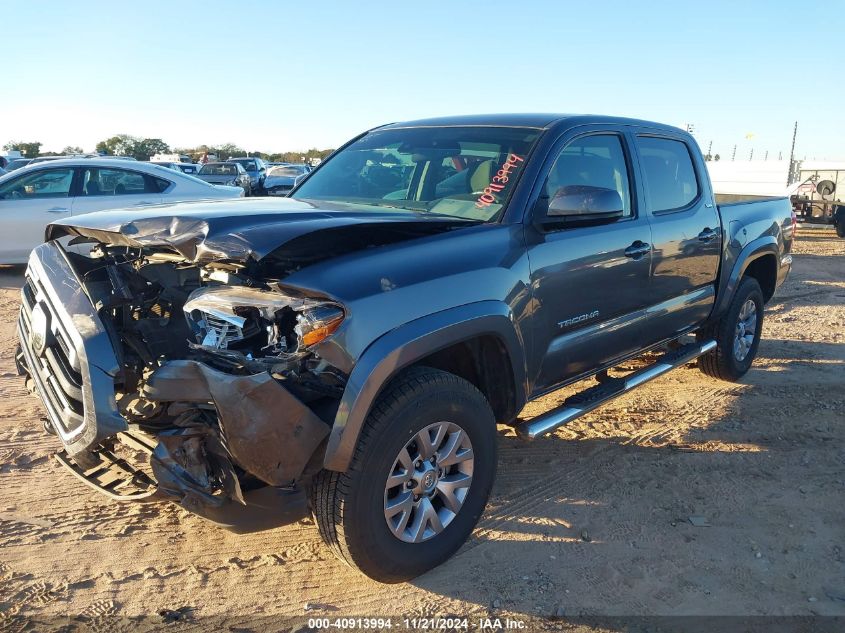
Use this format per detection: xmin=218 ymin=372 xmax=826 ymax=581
xmin=16 ymin=241 xmax=126 ymax=457
xmin=19 ymin=264 xmax=86 ymax=440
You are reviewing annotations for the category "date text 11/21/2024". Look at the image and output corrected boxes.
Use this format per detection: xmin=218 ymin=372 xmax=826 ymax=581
xmin=307 ymin=617 xmax=528 ymax=629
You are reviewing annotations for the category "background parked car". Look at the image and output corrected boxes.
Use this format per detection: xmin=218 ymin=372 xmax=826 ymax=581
xmin=22 ymin=155 xmax=138 ymax=168
xmin=226 ymin=157 xmax=267 ymax=193
xmin=4 ymin=158 xmax=32 ymax=171
xmin=834 ymin=205 xmax=845 ymax=237
xmin=262 ymin=164 xmax=310 ymax=196
xmin=27 ymin=154 xmax=99 ymax=164
xmin=151 ymin=161 xmax=201 ymax=176
xmin=0 ymin=158 xmax=243 ymax=263
xmin=197 ymin=162 xmax=252 ymax=195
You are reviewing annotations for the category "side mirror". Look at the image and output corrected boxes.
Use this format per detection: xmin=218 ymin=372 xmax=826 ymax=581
xmin=547 ymin=185 xmax=624 ymax=219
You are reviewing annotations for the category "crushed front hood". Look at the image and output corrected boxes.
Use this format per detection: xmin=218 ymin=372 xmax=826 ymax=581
xmin=47 ymin=197 xmax=475 ymax=264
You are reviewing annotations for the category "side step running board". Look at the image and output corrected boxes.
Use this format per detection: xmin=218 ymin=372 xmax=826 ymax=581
xmin=519 ymin=340 xmax=717 ymax=439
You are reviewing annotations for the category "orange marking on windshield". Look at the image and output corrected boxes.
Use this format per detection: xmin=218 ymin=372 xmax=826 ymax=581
xmin=475 ymin=154 xmax=524 ymax=209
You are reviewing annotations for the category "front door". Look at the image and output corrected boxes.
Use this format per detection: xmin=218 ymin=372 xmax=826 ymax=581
xmin=0 ymin=167 xmax=75 ymax=263
xmin=526 ymin=132 xmax=654 ymax=395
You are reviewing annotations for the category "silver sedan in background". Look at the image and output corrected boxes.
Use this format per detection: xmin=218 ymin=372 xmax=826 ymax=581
xmin=0 ymin=158 xmax=243 ymax=263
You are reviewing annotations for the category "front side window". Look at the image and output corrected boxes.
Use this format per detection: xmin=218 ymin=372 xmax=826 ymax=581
xmin=637 ymin=137 xmax=699 ymax=212
xmin=0 ymin=168 xmax=74 ymax=200
xmin=293 ymin=126 xmax=541 ymax=221
xmin=544 ymin=134 xmax=633 ymax=217
xmin=80 ymin=168 xmax=150 ymax=196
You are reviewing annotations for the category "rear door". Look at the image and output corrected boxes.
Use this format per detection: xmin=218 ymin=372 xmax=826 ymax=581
xmin=632 ymin=133 xmax=722 ymax=336
xmin=525 ymin=130 xmax=654 ymax=394
xmin=72 ymin=166 xmax=164 ymax=214
xmin=0 ymin=166 xmax=76 ymax=263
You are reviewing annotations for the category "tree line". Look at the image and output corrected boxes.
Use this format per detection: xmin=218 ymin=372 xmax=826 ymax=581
xmin=3 ymin=136 xmax=334 ymax=163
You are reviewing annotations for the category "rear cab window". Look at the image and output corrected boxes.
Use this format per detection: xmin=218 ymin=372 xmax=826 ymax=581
xmin=637 ymin=137 xmax=699 ymax=212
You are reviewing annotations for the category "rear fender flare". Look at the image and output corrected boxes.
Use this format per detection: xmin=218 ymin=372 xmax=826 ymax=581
xmin=713 ymin=235 xmax=779 ymax=317
xmin=323 ymin=301 xmax=527 ymax=472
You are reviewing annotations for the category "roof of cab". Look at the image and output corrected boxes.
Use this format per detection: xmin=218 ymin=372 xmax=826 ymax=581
xmin=378 ymin=113 xmax=686 ymax=135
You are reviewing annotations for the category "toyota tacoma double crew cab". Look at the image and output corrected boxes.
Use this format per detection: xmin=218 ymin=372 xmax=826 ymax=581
xmin=17 ymin=114 xmax=794 ymax=582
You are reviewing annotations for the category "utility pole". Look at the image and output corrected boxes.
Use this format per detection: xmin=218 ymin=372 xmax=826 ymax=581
xmin=732 ymin=145 xmax=737 ymax=161
xmin=764 ymin=150 xmax=768 ymax=161
xmin=707 ymin=140 xmax=713 ymax=159
xmin=749 ymin=148 xmax=754 ymax=160
xmin=787 ymin=121 xmax=798 ymax=186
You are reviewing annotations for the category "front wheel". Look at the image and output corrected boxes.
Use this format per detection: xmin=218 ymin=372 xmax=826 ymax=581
xmin=697 ymin=276 xmax=764 ymax=381
xmin=310 ymin=367 xmax=497 ymax=583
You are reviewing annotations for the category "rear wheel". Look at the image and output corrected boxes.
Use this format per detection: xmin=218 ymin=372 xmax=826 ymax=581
xmin=697 ymin=276 xmax=764 ymax=381
xmin=310 ymin=366 xmax=496 ymax=583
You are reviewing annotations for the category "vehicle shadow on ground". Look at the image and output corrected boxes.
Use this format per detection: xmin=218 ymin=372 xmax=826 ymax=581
xmin=408 ymin=360 xmax=845 ymax=619
xmin=755 ymin=338 xmax=845 ymax=365
xmin=793 ymin=232 xmax=842 ymax=243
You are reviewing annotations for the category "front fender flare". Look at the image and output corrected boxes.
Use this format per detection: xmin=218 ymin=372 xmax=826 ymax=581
xmin=323 ymin=301 xmax=527 ymax=472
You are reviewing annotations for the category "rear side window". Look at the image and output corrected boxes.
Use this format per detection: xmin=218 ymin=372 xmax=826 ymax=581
xmin=638 ymin=137 xmax=699 ymax=212
xmin=80 ymin=168 xmax=168 ymax=196
xmin=151 ymin=176 xmax=171 ymax=192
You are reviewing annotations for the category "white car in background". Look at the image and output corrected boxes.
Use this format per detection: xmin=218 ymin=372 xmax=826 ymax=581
xmin=0 ymin=158 xmax=243 ymax=264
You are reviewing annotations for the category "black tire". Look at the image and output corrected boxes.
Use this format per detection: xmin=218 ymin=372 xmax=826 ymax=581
xmin=697 ymin=276 xmax=764 ymax=381
xmin=310 ymin=366 xmax=497 ymax=583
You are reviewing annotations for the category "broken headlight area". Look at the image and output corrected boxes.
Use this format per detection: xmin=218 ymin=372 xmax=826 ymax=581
xmin=182 ymin=285 xmax=345 ymax=366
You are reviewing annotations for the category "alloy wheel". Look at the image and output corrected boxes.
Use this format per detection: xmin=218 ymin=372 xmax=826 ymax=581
xmin=383 ymin=421 xmax=474 ymax=543
xmin=733 ymin=299 xmax=758 ymax=361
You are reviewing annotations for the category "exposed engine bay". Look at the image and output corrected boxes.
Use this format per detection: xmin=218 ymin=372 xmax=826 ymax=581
xmin=52 ymin=239 xmax=349 ymax=517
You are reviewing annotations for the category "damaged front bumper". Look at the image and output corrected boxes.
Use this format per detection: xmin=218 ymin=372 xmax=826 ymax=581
xmin=17 ymin=241 xmax=329 ymax=531
xmin=54 ymin=432 xmax=310 ymax=533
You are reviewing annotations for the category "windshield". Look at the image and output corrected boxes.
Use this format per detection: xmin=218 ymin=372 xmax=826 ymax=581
xmin=229 ymin=158 xmax=257 ymax=171
xmin=268 ymin=166 xmax=307 ymax=177
xmin=292 ymin=126 xmax=541 ymax=221
xmin=199 ymin=164 xmax=238 ymax=176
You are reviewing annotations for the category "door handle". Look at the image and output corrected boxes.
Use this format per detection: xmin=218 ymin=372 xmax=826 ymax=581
xmin=698 ymin=228 xmax=718 ymax=242
xmin=47 ymin=206 xmax=68 ymax=213
xmin=133 ymin=201 xmax=154 ymax=207
xmin=624 ymin=241 xmax=651 ymax=259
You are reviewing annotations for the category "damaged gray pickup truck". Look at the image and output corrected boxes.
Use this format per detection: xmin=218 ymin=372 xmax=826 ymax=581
xmin=17 ymin=114 xmax=794 ymax=582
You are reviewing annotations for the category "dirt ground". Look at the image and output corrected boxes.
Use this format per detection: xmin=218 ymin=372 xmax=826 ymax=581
xmin=0 ymin=226 xmax=843 ymax=631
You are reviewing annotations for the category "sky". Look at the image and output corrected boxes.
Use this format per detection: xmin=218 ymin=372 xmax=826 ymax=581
xmin=2 ymin=0 xmax=844 ymax=160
